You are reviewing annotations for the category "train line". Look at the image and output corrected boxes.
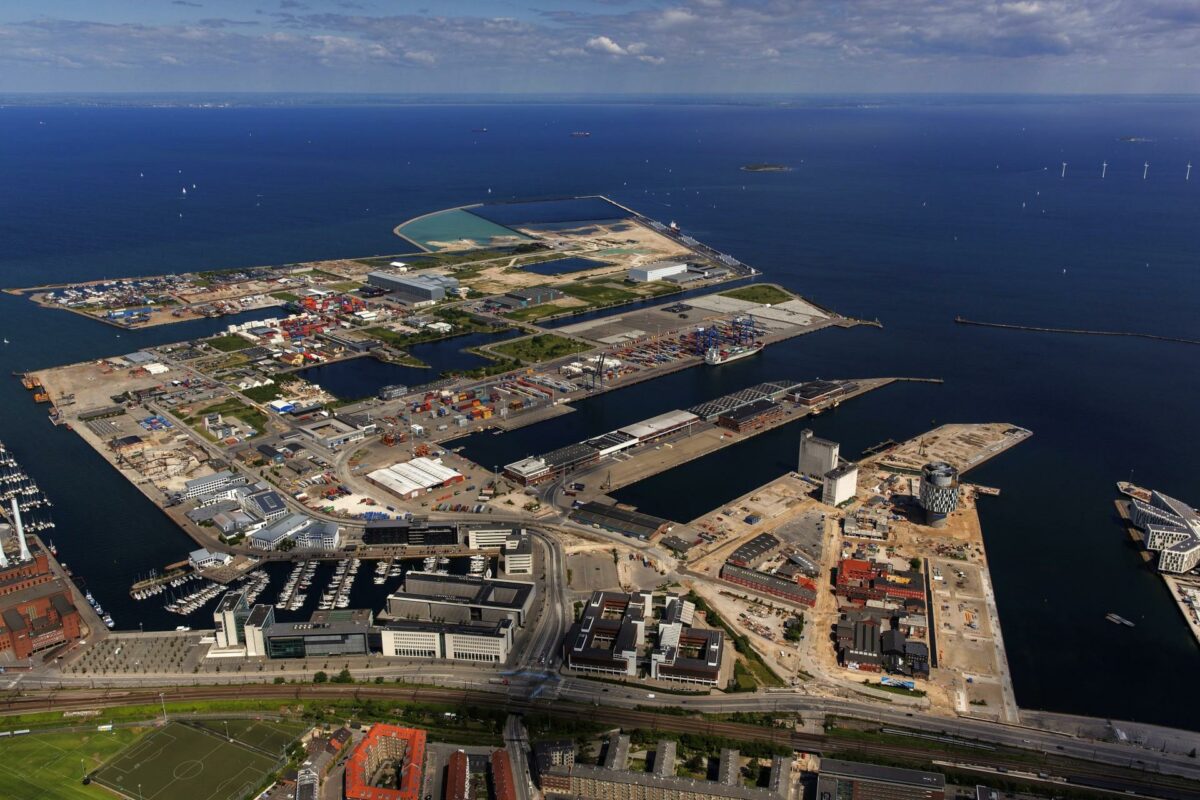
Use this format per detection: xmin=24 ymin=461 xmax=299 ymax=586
xmin=2 ymin=684 xmax=1197 ymax=798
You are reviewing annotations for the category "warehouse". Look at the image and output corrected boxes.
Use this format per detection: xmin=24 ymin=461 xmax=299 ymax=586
xmin=628 ymin=261 xmax=688 ymax=282
xmin=367 ymin=457 xmax=465 ymax=499
xmin=300 ymin=417 xmax=366 ymax=450
xmin=366 ymin=271 xmax=460 ymax=303
xmin=789 ymin=379 xmax=856 ymax=406
xmin=570 ymin=502 xmax=669 ymax=540
xmin=720 ymin=563 xmax=817 ymax=607
xmin=716 ymin=399 xmax=783 ymax=433
xmin=496 ymin=286 xmax=565 ymax=308
xmin=504 ymin=442 xmax=598 ymax=486
xmin=617 ymin=409 xmax=701 ymax=444
xmin=727 ymin=533 xmax=781 ymax=568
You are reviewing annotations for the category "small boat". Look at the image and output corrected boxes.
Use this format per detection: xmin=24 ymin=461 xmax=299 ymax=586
xmin=570 ymin=131 xmax=591 ymax=138
xmin=1106 ymin=613 xmax=1135 ymax=627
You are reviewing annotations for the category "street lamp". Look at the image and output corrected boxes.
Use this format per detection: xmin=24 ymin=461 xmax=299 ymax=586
xmin=159 ymin=692 xmax=167 ymax=722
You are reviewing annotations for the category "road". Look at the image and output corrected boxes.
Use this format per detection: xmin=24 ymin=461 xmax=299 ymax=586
xmin=2 ymin=683 xmax=1198 ymax=799
xmin=504 ymin=715 xmax=536 ymax=800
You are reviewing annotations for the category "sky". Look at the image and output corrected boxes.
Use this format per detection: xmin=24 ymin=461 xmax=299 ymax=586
xmin=1 ymin=0 xmax=1199 ymax=94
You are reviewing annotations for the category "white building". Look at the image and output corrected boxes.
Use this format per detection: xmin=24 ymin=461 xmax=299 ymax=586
xmin=189 ymin=548 xmax=233 ymax=570
xmin=184 ymin=470 xmax=239 ymax=500
xmin=798 ymin=429 xmax=839 ymax=477
xmin=822 ymin=463 xmax=858 ymax=507
xmin=1131 ymin=491 xmax=1200 ymax=574
xmin=503 ymin=531 xmax=534 ymax=575
xmin=367 ymin=457 xmax=464 ymax=500
xmin=379 ymin=619 xmax=513 ymax=663
xmin=467 ymin=526 xmax=519 ymax=549
xmin=628 ymin=261 xmax=688 ymax=282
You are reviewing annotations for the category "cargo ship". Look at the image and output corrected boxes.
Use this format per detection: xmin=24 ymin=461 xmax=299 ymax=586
xmin=705 ymin=342 xmax=763 ymax=366
xmin=1106 ymin=612 xmax=1135 ymax=627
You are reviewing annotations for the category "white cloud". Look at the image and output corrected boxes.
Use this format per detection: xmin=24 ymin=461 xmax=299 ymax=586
xmin=586 ymin=35 xmax=627 ymax=56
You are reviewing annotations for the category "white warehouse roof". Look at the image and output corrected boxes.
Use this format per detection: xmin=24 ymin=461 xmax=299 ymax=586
xmin=618 ymin=410 xmax=700 ymax=441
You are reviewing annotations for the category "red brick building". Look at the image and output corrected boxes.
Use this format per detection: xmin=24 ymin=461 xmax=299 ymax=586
xmin=834 ymin=559 xmax=926 ymax=608
xmin=0 ymin=545 xmax=83 ymax=661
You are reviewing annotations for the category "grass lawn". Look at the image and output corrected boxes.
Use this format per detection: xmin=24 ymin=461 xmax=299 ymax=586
xmin=490 ymin=334 xmax=590 ymax=363
xmin=719 ymin=284 xmax=793 ymax=305
xmin=501 ymin=304 xmax=569 ymax=323
xmin=559 ymin=281 xmax=638 ymax=306
xmin=327 ymin=281 xmax=362 ymax=292
xmin=0 ymin=728 xmax=145 ymax=800
xmin=186 ymin=397 xmax=268 ymax=439
xmin=240 ymin=383 xmax=284 ymax=404
xmin=205 ymin=334 xmax=252 ymax=353
xmin=269 ymin=291 xmax=300 ymax=303
xmin=732 ymin=660 xmax=759 ymax=692
xmin=92 ymin=721 xmax=281 ymax=800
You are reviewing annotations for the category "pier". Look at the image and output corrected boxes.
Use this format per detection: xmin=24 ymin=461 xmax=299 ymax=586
xmin=955 ymin=316 xmax=1200 ymax=346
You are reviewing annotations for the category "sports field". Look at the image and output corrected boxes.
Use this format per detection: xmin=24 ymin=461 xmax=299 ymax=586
xmin=0 ymin=728 xmax=143 ymax=800
xmin=92 ymin=721 xmax=282 ymax=800
xmin=191 ymin=718 xmax=306 ymax=756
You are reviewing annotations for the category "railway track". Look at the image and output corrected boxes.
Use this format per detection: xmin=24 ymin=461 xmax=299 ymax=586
xmin=2 ymin=684 xmax=1196 ymax=797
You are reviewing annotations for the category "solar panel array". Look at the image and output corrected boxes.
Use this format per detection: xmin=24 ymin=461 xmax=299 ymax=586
xmin=687 ymin=380 xmax=798 ymax=420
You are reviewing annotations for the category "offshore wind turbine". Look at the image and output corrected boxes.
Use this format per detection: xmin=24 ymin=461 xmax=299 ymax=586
xmin=1187 ymin=162 xmax=1193 ymax=181
xmin=1143 ymin=162 xmax=1150 ymax=180
xmin=1101 ymin=161 xmax=1107 ymax=179
xmin=1061 ymin=162 xmax=1067 ymax=178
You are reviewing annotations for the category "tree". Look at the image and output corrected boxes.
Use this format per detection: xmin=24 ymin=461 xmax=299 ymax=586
xmin=909 ymin=557 xmax=922 ymax=571
xmin=332 ymin=668 xmax=354 ymax=684
xmin=313 ymin=671 xmax=328 ymax=683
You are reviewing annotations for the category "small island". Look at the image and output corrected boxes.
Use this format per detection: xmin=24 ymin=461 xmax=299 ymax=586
xmin=740 ymin=162 xmax=791 ymax=172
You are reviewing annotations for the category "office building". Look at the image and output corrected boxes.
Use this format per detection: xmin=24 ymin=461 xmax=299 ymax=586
xmin=798 ymin=430 xmax=839 ymax=477
xmin=183 ymin=469 xmax=241 ymax=499
xmin=363 ymin=519 xmax=458 ymax=547
xmin=563 ymin=591 xmax=723 ymax=685
xmin=344 ymin=725 xmax=427 ymax=800
xmin=295 ymin=768 xmax=318 ymax=800
xmin=386 ymin=572 xmax=534 ymax=627
xmin=822 ymin=463 xmax=858 ymax=506
xmin=815 ymin=758 xmax=944 ymax=800
xmin=467 ymin=525 xmax=521 ymax=549
xmin=918 ymin=461 xmax=959 ymax=527
xmin=213 ymin=589 xmax=250 ymax=650
xmin=1129 ymin=490 xmax=1200 ymax=574
xmin=261 ymin=609 xmax=373 ymax=659
xmin=367 ymin=271 xmax=460 ymax=303
xmin=378 ymin=618 xmax=513 ymax=663
xmin=502 ymin=531 xmax=534 ymax=575
xmin=541 ymin=755 xmax=792 ymax=800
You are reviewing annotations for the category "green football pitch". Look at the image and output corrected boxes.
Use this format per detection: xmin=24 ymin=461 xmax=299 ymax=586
xmin=92 ymin=721 xmax=284 ymax=800
xmin=0 ymin=728 xmax=141 ymax=800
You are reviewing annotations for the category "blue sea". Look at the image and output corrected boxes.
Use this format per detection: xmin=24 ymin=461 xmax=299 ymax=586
xmin=0 ymin=97 xmax=1198 ymax=728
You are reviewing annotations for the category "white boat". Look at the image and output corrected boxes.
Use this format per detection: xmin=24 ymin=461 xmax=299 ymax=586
xmin=705 ymin=342 xmax=763 ymax=365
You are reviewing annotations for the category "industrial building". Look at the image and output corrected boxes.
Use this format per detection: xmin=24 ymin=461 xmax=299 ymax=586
xmin=367 ymin=457 xmax=465 ymax=500
xmin=822 ymin=463 xmax=859 ymax=506
xmin=344 ymin=725 xmax=427 ymax=800
xmin=367 ymin=271 xmax=460 ymax=303
xmin=570 ymin=502 xmax=670 ymax=540
xmin=628 ymin=261 xmax=689 ymax=282
xmin=798 ymin=430 xmax=839 ymax=478
xmin=386 ymin=572 xmax=535 ymax=627
xmin=504 ymin=410 xmax=699 ymax=486
xmin=0 ymin=509 xmax=82 ymax=661
xmin=918 ymin=461 xmax=960 ymax=527
xmin=727 ymin=533 xmax=781 ymax=569
xmin=815 ymin=758 xmax=944 ymax=800
xmin=1128 ymin=490 xmax=1200 ymax=574
xmin=716 ymin=399 xmax=783 ymax=433
xmin=835 ymin=559 xmax=927 ymax=608
xmin=562 ymin=591 xmax=723 ymax=685
xmin=789 ymin=380 xmax=855 ymax=407
xmin=495 ymin=286 xmax=565 ymax=308
xmin=299 ymin=417 xmax=368 ymax=450
xmin=378 ymin=618 xmax=514 ymax=663
xmin=719 ymin=563 xmax=817 ymax=607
